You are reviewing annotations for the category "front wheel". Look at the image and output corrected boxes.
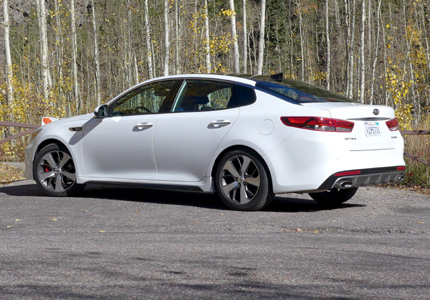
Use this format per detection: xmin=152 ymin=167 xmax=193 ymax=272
xmin=309 ymin=187 xmax=358 ymax=206
xmin=33 ymin=144 xmax=85 ymax=197
xmin=215 ymin=150 xmax=273 ymax=211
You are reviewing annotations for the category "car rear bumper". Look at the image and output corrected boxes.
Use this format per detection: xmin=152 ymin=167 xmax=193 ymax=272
xmin=317 ymin=166 xmax=405 ymax=190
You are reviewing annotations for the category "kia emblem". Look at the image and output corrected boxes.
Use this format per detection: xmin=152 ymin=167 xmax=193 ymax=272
xmin=373 ymin=109 xmax=379 ymax=115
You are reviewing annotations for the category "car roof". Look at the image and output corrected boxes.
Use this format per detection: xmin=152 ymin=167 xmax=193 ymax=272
xmin=144 ymin=74 xmax=259 ymax=86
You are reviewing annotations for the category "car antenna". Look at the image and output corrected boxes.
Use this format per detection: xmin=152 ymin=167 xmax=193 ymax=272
xmin=270 ymin=73 xmax=283 ymax=82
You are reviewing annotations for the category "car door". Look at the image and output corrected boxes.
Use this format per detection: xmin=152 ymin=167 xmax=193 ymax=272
xmin=81 ymin=80 xmax=181 ymax=181
xmin=154 ymin=79 xmax=241 ymax=182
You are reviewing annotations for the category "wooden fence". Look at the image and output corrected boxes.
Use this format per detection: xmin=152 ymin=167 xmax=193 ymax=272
xmin=0 ymin=121 xmax=40 ymax=145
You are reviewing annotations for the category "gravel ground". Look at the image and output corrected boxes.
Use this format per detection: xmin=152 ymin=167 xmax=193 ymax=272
xmin=0 ymin=180 xmax=429 ymax=299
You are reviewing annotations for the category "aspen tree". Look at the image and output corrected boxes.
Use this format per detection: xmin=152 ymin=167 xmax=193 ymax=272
xmin=164 ymin=0 xmax=170 ymax=76
xmin=3 ymin=0 xmax=13 ymax=105
xmin=204 ymin=0 xmax=211 ymax=73
xmin=243 ymin=0 xmax=247 ymax=73
xmin=70 ymin=0 xmax=80 ymax=112
xmin=145 ymin=0 xmax=154 ymax=79
xmin=36 ymin=0 xmax=52 ymax=100
xmin=370 ymin=0 xmax=382 ymax=105
xmin=91 ymin=0 xmax=101 ymax=106
xmin=326 ymin=0 xmax=331 ymax=89
xmin=257 ymin=0 xmax=266 ymax=75
xmin=229 ymin=0 xmax=240 ymax=73
xmin=360 ymin=0 xmax=366 ymax=103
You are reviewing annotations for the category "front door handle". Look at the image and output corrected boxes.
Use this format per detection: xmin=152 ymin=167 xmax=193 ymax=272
xmin=134 ymin=122 xmax=153 ymax=130
xmin=208 ymin=120 xmax=231 ymax=129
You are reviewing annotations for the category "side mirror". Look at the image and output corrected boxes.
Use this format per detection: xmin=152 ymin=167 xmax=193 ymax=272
xmin=94 ymin=104 xmax=108 ymax=118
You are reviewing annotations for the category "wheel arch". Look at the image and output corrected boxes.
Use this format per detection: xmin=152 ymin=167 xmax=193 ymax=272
xmin=35 ymin=139 xmax=70 ymax=156
xmin=33 ymin=138 xmax=82 ymax=179
xmin=210 ymin=145 xmax=273 ymax=187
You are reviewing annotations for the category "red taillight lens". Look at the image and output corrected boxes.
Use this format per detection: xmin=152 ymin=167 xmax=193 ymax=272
xmin=335 ymin=170 xmax=361 ymax=176
xmin=280 ymin=117 xmax=354 ymax=132
xmin=397 ymin=166 xmax=406 ymax=171
xmin=386 ymin=118 xmax=399 ymax=131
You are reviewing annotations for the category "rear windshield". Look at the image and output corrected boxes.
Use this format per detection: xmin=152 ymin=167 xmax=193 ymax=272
xmin=254 ymin=77 xmax=355 ymax=103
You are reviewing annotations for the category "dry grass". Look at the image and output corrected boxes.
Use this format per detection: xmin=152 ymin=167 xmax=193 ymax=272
xmin=0 ymin=162 xmax=25 ymax=184
xmin=402 ymin=117 xmax=430 ymax=192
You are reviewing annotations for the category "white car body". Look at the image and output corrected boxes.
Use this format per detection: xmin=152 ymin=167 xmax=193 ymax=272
xmin=24 ymin=74 xmax=405 ymax=210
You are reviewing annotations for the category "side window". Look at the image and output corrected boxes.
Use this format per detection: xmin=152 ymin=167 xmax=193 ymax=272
xmin=236 ymin=84 xmax=256 ymax=107
xmin=172 ymin=80 xmax=235 ymax=112
xmin=110 ymin=80 xmax=179 ymax=116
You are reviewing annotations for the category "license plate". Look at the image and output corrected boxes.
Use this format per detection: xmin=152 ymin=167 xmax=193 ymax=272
xmin=365 ymin=121 xmax=381 ymax=136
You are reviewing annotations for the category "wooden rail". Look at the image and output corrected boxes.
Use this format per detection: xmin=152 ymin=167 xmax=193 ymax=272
xmin=400 ymin=130 xmax=430 ymax=135
xmin=0 ymin=121 xmax=40 ymax=145
xmin=401 ymin=130 xmax=430 ymax=167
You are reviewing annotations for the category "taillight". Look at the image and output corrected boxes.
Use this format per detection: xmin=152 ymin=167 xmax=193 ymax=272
xmin=386 ymin=118 xmax=399 ymax=131
xmin=280 ymin=117 xmax=354 ymax=132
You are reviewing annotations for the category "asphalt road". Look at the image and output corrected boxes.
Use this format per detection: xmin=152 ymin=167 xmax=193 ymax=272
xmin=1 ymin=180 xmax=429 ymax=299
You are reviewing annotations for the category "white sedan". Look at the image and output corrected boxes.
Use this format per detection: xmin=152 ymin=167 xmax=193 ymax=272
xmin=24 ymin=74 xmax=405 ymax=211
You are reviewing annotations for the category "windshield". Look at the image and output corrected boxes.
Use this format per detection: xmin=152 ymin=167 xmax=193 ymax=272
xmin=254 ymin=77 xmax=355 ymax=103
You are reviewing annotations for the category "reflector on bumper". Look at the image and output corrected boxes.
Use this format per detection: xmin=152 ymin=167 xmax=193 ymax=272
xmin=318 ymin=166 xmax=405 ymax=190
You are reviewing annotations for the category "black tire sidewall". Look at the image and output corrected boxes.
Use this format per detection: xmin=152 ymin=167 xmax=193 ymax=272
xmin=215 ymin=149 xmax=273 ymax=211
xmin=33 ymin=143 xmax=84 ymax=197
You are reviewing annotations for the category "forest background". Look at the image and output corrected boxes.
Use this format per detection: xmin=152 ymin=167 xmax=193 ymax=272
xmin=1 ymin=0 xmax=429 ymax=189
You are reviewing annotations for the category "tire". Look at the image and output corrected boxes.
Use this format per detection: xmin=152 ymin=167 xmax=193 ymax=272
xmin=215 ymin=149 xmax=273 ymax=211
xmin=33 ymin=143 xmax=85 ymax=197
xmin=309 ymin=187 xmax=358 ymax=206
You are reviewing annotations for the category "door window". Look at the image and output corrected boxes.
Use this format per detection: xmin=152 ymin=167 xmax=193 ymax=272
xmin=110 ymin=80 xmax=180 ymax=116
xmin=172 ymin=80 xmax=235 ymax=112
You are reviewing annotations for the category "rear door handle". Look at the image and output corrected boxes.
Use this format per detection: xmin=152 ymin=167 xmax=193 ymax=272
xmin=208 ymin=120 xmax=231 ymax=129
xmin=134 ymin=122 xmax=153 ymax=130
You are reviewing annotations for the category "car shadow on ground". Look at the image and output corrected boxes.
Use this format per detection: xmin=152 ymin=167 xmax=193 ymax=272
xmin=0 ymin=181 xmax=365 ymax=213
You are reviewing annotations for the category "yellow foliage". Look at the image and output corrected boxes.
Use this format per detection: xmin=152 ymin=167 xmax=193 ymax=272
xmin=1 ymin=66 xmax=65 ymax=160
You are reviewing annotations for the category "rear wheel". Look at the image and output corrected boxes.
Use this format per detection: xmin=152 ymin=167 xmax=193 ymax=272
xmin=215 ymin=150 xmax=273 ymax=211
xmin=309 ymin=187 xmax=358 ymax=206
xmin=33 ymin=144 xmax=85 ymax=197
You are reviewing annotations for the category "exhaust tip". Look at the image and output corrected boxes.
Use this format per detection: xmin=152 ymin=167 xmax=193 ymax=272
xmin=335 ymin=180 xmax=354 ymax=189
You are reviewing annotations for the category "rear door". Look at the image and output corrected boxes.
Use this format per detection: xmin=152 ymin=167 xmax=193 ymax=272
xmin=154 ymin=80 xmax=241 ymax=182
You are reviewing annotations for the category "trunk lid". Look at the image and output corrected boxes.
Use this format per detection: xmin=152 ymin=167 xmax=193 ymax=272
xmin=302 ymin=103 xmax=398 ymax=151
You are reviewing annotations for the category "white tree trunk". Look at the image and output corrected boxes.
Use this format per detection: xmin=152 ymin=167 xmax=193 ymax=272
xmin=91 ymin=0 xmax=101 ymax=106
xmin=229 ymin=0 xmax=240 ymax=73
xmin=360 ymin=0 xmax=366 ymax=103
xmin=325 ymin=0 xmax=331 ymax=90
xmin=204 ymin=0 xmax=211 ymax=73
xmin=243 ymin=0 xmax=247 ymax=73
xmin=36 ymin=0 xmax=52 ymax=100
xmin=370 ymin=0 xmax=382 ymax=105
xmin=257 ymin=0 xmax=266 ymax=75
xmin=298 ymin=1 xmax=305 ymax=81
xmin=145 ymin=0 xmax=154 ymax=79
xmin=3 ymin=0 xmax=13 ymax=105
xmin=164 ymin=0 xmax=170 ymax=76
xmin=175 ymin=0 xmax=180 ymax=74
xmin=348 ymin=0 xmax=356 ymax=99
xmin=70 ymin=0 xmax=80 ymax=112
